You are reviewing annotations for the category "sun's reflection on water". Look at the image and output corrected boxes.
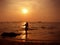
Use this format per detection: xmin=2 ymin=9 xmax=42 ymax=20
xmin=23 ymin=30 xmax=26 ymax=33
xmin=21 ymin=34 xmax=26 ymax=39
xmin=21 ymin=22 xmax=26 ymax=29
xmin=16 ymin=30 xmax=27 ymax=40
xmin=20 ymin=30 xmax=29 ymax=39
xmin=16 ymin=22 xmax=29 ymax=41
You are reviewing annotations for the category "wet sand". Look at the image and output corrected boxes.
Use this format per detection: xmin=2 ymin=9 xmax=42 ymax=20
xmin=0 ymin=38 xmax=60 ymax=45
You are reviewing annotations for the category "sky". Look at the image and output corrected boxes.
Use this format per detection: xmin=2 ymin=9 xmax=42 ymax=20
xmin=0 ymin=0 xmax=60 ymax=22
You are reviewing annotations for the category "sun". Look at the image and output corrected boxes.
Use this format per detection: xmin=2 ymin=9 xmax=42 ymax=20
xmin=21 ymin=8 xmax=28 ymax=14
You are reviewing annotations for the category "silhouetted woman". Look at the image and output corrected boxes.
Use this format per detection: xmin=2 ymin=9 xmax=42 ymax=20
xmin=25 ymin=22 xmax=28 ymax=41
xmin=25 ymin=22 xmax=28 ymax=30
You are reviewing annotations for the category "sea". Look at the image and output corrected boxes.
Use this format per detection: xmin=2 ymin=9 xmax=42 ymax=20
xmin=0 ymin=22 xmax=60 ymax=42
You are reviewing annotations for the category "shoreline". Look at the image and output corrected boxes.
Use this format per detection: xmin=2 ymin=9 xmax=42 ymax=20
xmin=0 ymin=38 xmax=60 ymax=45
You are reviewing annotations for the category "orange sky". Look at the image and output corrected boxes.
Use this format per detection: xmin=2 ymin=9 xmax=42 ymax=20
xmin=0 ymin=0 xmax=60 ymax=22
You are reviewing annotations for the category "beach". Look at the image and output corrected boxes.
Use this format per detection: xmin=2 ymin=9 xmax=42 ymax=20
xmin=0 ymin=22 xmax=60 ymax=45
xmin=0 ymin=38 xmax=60 ymax=45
